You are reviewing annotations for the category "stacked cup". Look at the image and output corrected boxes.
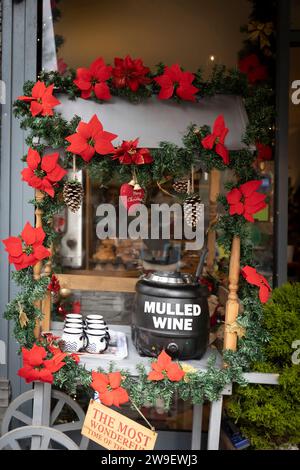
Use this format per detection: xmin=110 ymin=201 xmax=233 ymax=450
xmin=61 ymin=314 xmax=86 ymax=353
xmin=85 ymin=315 xmax=110 ymax=354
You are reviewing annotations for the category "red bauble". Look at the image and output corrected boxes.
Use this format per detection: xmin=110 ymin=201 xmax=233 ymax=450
xmin=120 ymin=183 xmax=145 ymax=214
xmin=57 ymin=304 xmax=67 ymax=317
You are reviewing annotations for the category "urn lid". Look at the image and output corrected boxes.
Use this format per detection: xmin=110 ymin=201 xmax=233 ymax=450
xmin=142 ymin=271 xmax=196 ymax=286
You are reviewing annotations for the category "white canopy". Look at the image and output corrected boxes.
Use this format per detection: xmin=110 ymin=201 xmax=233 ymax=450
xmin=56 ymin=94 xmax=248 ymax=150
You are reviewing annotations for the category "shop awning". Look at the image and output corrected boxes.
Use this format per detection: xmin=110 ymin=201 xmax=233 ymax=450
xmin=56 ymin=94 xmax=249 ymax=150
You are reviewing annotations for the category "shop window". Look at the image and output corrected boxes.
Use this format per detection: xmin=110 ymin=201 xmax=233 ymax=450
xmin=288 ymin=46 xmax=300 ymax=280
xmin=43 ymin=0 xmax=274 ymax=284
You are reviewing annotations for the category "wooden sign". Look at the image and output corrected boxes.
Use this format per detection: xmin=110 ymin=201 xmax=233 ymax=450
xmin=81 ymin=400 xmax=158 ymax=451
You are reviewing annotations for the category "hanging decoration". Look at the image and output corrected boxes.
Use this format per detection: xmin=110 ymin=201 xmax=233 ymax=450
xmin=119 ymin=183 xmax=145 ymax=213
xmin=184 ymin=194 xmax=202 ymax=229
xmin=62 ymin=155 xmax=84 ymax=212
xmin=172 ymin=176 xmax=189 ymax=194
xmin=18 ymin=302 xmax=29 ymax=329
xmin=63 ymin=179 xmax=84 ymax=213
xmin=247 ymin=21 xmax=274 ymax=50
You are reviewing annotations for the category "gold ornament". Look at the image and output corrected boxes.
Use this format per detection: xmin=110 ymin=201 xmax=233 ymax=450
xmin=59 ymin=287 xmax=72 ymax=298
xmin=18 ymin=301 xmax=29 ymax=329
xmin=248 ymin=21 xmax=274 ymax=49
xmin=128 ymin=170 xmax=141 ymax=190
xmin=225 ymin=321 xmax=246 ymax=339
xmin=180 ymin=363 xmax=198 ymax=382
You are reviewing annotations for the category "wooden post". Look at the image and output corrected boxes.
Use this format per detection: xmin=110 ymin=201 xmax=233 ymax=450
xmin=223 ymin=235 xmax=241 ymax=351
xmin=33 ymin=190 xmax=44 ymax=339
xmin=207 ymin=169 xmax=221 ymax=273
xmin=41 ymin=242 xmax=52 ymax=332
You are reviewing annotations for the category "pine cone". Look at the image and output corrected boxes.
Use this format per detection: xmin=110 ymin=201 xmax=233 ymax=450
xmin=172 ymin=177 xmax=189 ymax=194
xmin=184 ymin=194 xmax=202 ymax=229
xmin=63 ymin=180 xmax=84 ymax=213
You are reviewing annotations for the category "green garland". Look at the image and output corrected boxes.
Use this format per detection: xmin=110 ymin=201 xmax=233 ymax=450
xmin=4 ymin=61 xmax=273 ymax=405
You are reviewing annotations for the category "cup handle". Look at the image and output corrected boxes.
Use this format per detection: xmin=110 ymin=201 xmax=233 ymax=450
xmin=80 ymin=332 xmax=89 ymax=351
xmin=102 ymin=336 xmax=109 ymax=353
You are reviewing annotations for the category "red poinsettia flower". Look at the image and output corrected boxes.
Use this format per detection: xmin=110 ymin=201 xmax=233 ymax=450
xmin=42 ymin=332 xmax=60 ymax=347
xmin=256 ymin=142 xmax=272 ymax=161
xmin=154 ymin=64 xmax=198 ymax=102
xmin=21 ymin=148 xmax=67 ymax=197
xmin=112 ymin=55 xmax=151 ymax=91
xmin=48 ymin=274 xmax=61 ymax=293
xmin=199 ymin=277 xmax=214 ymax=292
xmin=18 ymin=365 xmax=54 ymax=384
xmin=72 ymin=301 xmax=81 ymax=314
xmin=65 ymin=114 xmax=118 ymax=162
xmin=112 ymin=138 xmax=153 ymax=165
xmin=48 ymin=345 xmax=61 ymax=356
xmin=226 ymin=180 xmax=267 ymax=222
xmin=18 ymin=344 xmax=66 ymax=384
xmin=201 ymin=115 xmax=230 ymax=165
xmin=58 ymin=58 xmax=68 ymax=75
xmin=43 ymin=351 xmax=67 ymax=373
xmin=241 ymin=265 xmax=271 ymax=303
xmin=91 ymin=371 xmax=129 ymax=407
xmin=18 ymin=81 xmax=61 ymax=117
xmin=147 ymin=350 xmax=185 ymax=382
xmin=74 ymin=57 xmax=112 ymax=100
xmin=22 ymin=344 xmax=47 ymax=367
xmin=2 ymin=222 xmax=51 ymax=270
xmin=70 ymin=353 xmax=80 ymax=364
xmin=238 ymin=54 xmax=268 ymax=84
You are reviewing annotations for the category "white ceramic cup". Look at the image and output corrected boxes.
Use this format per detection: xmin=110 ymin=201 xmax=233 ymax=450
xmin=86 ymin=314 xmax=104 ymax=321
xmin=85 ymin=329 xmax=108 ymax=354
xmin=65 ymin=318 xmax=83 ymax=325
xmin=85 ymin=319 xmax=105 ymax=326
xmin=61 ymin=327 xmax=87 ymax=352
xmin=65 ymin=314 xmax=83 ymax=321
xmin=64 ymin=321 xmax=83 ymax=332
xmin=86 ymin=323 xmax=110 ymax=339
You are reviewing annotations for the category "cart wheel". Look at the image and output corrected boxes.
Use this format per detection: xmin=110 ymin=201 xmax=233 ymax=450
xmin=0 ymin=426 xmax=79 ymax=450
xmin=1 ymin=389 xmax=89 ymax=450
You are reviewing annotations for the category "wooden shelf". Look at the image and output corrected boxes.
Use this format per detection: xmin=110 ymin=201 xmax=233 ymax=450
xmin=56 ymin=273 xmax=137 ymax=293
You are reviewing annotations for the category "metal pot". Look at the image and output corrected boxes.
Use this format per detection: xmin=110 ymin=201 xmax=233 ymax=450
xmin=132 ymin=271 xmax=209 ymax=360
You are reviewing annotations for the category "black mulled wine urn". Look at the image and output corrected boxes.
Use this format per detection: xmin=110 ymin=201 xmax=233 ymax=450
xmin=132 ymin=271 xmax=209 ymax=360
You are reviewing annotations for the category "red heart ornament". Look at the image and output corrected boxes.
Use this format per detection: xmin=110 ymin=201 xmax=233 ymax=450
xmin=120 ymin=183 xmax=145 ymax=214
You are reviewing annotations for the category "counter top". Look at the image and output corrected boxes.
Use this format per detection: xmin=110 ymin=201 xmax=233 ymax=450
xmin=51 ymin=323 xmax=223 ymax=376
